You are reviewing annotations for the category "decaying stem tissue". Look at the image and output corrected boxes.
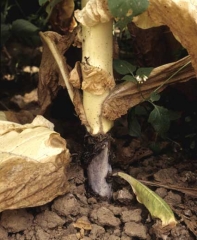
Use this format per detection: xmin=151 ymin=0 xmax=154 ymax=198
xmin=87 ymin=140 xmax=112 ymax=198
xmin=75 ymin=0 xmax=114 ymax=197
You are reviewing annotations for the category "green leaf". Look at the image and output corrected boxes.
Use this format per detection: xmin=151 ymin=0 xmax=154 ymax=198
xmin=135 ymin=105 xmax=147 ymax=116
xmin=1 ymin=13 xmax=6 ymax=23
xmin=128 ymin=116 xmax=141 ymax=137
xmin=12 ymin=19 xmax=39 ymax=34
xmin=114 ymin=172 xmax=177 ymax=227
xmin=190 ymin=140 xmax=195 ymax=149
xmin=38 ymin=0 xmax=49 ymax=5
xmin=108 ymin=0 xmax=149 ymax=29
xmin=1 ymin=23 xmax=11 ymax=45
xmin=115 ymin=17 xmax=134 ymax=30
xmin=122 ymin=75 xmax=137 ymax=83
xmin=107 ymin=0 xmax=149 ymax=17
xmin=113 ymin=59 xmax=136 ymax=75
xmin=11 ymin=19 xmax=40 ymax=47
xmin=136 ymin=67 xmax=153 ymax=77
xmin=150 ymin=92 xmax=160 ymax=102
xmin=128 ymin=108 xmax=141 ymax=137
xmin=149 ymin=142 xmax=162 ymax=154
xmin=148 ymin=105 xmax=180 ymax=136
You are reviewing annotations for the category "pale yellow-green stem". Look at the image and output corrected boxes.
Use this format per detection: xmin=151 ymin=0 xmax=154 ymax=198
xmin=81 ymin=0 xmax=114 ymax=135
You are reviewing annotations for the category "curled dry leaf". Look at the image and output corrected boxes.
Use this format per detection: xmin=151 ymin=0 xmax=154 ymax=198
xmin=133 ymin=0 xmax=197 ymax=75
xmin=69 ymin=61 xmax=82 ymax=89
xmin=72 ymin=25 xmax=82 ymax=48
xmin=38 ymin=30 xmax=75 ymax=114
xmin=73 ymin=89 xmax=90 ymax=128
xmin=81 ymin=63 xmax=115 ymax=95
xmin=49 ymin=0 xmax=77 ymax=33
xmin=74 ymin=0 xmax=112 ymax=27
xmin=0 ymin=115 xmax=70 ymax=211
xmin=102 ymin=56 xmax=195 ymax=120
xmin=73 ymin=216 xmax=92 ymax=230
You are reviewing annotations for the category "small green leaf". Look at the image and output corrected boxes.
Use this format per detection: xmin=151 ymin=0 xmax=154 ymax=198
xmin=113 ymin=59 xmax=136 ymax=75
xmin=150 ymin=92 xmax=161 ymax=102
xmin=115 ymin=172 xmax=177 ymax=227
xmin=12 ymin=19 xmax=39 ymax=34
xmin=122 ymin=75 xmax=137 ymax=83
xmin=38 ymin=0 xmax=49 ymax=6
xmin=128 ymin=109 xmax=141 ymax=137
xmin=128 ymin=117 xmax=141 ymax=137
xmin=107 ymin=0 xmax=149 ymax=29
xmin=115 ymin=17 xmax=134 ymax=30
xmin=136 ymin=67 xmax=153 ymax=78
xmin=149 ymin=142 xmax=162 ymax=154
xmin=148 ymin=105 xmax=180 ymax=136
xmin=190 ymin=140 xmax=195 ymax=149
xmin=11 ymin=20 xmax=41 ymax=46
xmin=135 ymin=105 xmax=147 ymax=116
xmin=1 ymin=23 xmax=11 ymax=45
xmin=108 ymin=0 xmax=149 ymax=17
xmin=185 ymin=116 xmax=191 ymax=122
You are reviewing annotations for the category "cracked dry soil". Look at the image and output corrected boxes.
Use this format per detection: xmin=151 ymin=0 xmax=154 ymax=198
xmin=0 ymin=131 xmax=197 ymax=240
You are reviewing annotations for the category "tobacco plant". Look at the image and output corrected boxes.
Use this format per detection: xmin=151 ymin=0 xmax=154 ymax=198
xmin=38 ymin=0 xmax=196 ymax=199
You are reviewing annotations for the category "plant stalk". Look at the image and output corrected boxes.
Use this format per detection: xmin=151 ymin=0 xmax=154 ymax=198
xmin=80 ymin=0 xmax=114 ymax=198
xmin=81 ymin=0 xmax=114 ymax=135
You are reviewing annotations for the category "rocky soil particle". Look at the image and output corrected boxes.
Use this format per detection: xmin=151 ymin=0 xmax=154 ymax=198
xmin=155 ymin=187 xmax=168 ymax=198
xmin=90 ymin=206 xmax=121 ymax=227
xmin=89 ymin=224 xmax=105 ymax=239
xmin=124 ymin=221 xmax=147 ymax=239
xmin=62 ymin=234 xmax=78 ymax=240
xmin=121 ymin=209 xmax=142 ymax=223
xmin=0 ymin=226 xmax=7 ymax=240
xmin=35 ymin=210 xmax=65 ymax=229
xmin=35 ymin=227 xmax=50 ymax=240
xmin=113 ymin=188 xmax=133 ymax=203
xmin=0 ymin=209 xmax=33 ymax=233
xmin=52 ymin=193 xmax=80 ymax=216
xmin=170 ymin=225 xmax=192 ymax=240
xmin=164 ymin=191 xmax=182 ymax=206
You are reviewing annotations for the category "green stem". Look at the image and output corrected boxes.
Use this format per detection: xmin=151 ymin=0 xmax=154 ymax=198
xmin=153 ymin=60 xmax=191 ymax=94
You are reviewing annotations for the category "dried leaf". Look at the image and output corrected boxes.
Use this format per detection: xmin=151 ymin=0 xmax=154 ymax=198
xmin=38 ymin=31 xmax=75 ymax=113
xmin=73 ymin=216 xmax=92 ymax=230
xmin=139 ymin=180 xmax=197 ymax=197
xmin=73 ymin=89 xmax=90 ymax=128
xmin=0 ymin=115 xmax=70 ymax=211
xmin=115 ymin=172 xmax=177 ymax=227
xmin=102 ymin=56 xmax=195 ymax=120
xmin=50 ymin=0 xmax=77 ymax=33
xmin=69 ymin=61 xmax=82 ymax=89
xmin=81 ymin=63 xmax=115 ymax=95
xmin=74 ymin=0 xmax=112 ymax=27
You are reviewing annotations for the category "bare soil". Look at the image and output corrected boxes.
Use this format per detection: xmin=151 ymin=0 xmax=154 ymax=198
xmin=0 ymin=110 xmax=197 ymax=240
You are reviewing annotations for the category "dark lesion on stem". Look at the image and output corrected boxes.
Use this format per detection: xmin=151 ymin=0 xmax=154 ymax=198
xmin=82 ymin=134 xmax=113 ymax=199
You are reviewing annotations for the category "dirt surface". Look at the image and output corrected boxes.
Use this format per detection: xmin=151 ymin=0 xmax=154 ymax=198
xmin=0 ymin=111 xmax=197 ymax=240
